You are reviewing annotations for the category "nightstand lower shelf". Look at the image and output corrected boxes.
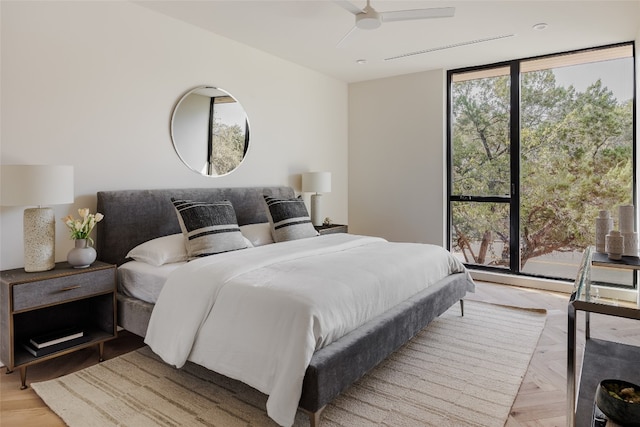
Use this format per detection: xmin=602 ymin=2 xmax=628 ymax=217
xmin=13 ymin=328 xmax=114 ymax=367
xmin=576 ymin=338 xmax=640 ymax=427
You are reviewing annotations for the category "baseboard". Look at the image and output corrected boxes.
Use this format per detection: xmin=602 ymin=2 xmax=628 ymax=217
xmin=470 ymin=269 xmax=638 ymax=303
xmin=470 ymin=269 xmax=573 ymax=293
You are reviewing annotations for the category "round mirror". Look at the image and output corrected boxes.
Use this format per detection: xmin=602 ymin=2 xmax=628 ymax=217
xmin=171 ymin=86 xmax=250 ymax=176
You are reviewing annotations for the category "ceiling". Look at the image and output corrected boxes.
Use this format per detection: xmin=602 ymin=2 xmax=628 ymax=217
xmin=137 ymin=0 xmax=640 ymax=83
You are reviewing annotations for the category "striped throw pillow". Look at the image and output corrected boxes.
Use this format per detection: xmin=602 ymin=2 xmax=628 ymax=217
xmin=171 ymin=198 xmax=248 ymax=258
xmin=263 ymin=195 xmax=318 ymax=242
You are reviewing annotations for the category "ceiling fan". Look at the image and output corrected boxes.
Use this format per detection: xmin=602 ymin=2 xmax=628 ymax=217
xmin=334 ymin=0 xmax=455 ymax=46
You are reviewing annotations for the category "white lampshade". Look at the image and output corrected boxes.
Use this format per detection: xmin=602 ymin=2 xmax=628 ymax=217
xmin=302 ymin=172 xmax=331 ymax=227
xmin=302 ymin=172 xmax=331 ymax=194
xmin=1 ymin=165 xmax=74 ymax=272
xmin=1 ymin=165 xmax=74 ymax=206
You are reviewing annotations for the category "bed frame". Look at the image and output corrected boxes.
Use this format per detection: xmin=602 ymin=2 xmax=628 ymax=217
xmin=96 ymin=186 xmax=472 ymax=427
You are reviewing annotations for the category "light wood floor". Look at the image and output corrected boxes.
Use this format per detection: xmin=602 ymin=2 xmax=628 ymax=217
xmin=1 ymin=281 xmax=639 ymax=427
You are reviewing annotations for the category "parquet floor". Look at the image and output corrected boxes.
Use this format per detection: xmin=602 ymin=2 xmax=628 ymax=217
xmin=1 ymin=281 xmax=639 ymax=427
xmin=467 ymin=281 xmax=640 ymax=427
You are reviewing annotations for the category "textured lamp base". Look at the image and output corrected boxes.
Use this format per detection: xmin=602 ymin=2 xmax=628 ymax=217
xmin=23 ymin=207 xmax=55 ymax=272
xmin=310 ymin=193 xmax=323 ymax=226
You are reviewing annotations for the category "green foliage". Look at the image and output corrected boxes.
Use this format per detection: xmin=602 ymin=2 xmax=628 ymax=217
xmin=210 ymin=119 xmax=246 ymax=175
xmin=452 ymin=67 xmax=633 ymax=270
xmin=452 ymin=75 xmax=511 ymax=196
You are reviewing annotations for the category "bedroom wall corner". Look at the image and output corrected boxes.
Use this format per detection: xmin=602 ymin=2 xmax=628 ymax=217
xmin=0 ymin=1 xmax=348 ymax=270
xmin=348 ymin=69 xmax=447 ymax=246
xmin=636 ymin=22 xmax=640 ymax=242
xmin=636 ymin=20 xmax=639 ymax=307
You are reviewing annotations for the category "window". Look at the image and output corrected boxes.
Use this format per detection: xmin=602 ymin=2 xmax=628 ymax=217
xmin=448 ymin=43 xmax=636 ymax=284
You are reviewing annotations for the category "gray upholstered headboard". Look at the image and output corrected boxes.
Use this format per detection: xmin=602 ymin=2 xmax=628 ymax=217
xmin=96 ymin=186 xmax=295 ymax=266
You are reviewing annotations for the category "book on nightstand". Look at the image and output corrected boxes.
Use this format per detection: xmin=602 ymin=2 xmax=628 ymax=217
xmin=30 ymin=327 xmax=84 ymax=349
xmin=23 ymin=334 xmax=91 ymax=357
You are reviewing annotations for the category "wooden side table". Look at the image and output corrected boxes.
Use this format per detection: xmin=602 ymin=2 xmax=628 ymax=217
xmin=0 ymin=261 xmax=117 ymax=389
xmin=315 ymin=224 xmax=348 ymax=235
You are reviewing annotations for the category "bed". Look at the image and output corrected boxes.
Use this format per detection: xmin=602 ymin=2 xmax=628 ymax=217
xmin=96 ymin=186 xmax=474 ymax=427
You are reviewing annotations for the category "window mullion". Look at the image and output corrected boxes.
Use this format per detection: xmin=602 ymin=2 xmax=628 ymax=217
xmin=510 ymin=61 xmax=521 ymax=273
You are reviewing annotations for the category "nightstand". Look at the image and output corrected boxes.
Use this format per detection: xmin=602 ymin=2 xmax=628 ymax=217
xmin=0 ymin=261 xmax=117 ymax=389
xmin=315 ymin=224 xmax=348 ymax=235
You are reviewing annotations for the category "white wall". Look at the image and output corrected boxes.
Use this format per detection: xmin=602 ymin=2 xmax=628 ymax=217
xmin=348 ymin=69 xmax=446 ymax=245
xmin=0 ymin=1 xmax=348 ymax=270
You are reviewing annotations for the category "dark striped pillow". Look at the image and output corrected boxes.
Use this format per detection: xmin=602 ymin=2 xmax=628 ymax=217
xmin=263 ymin=195 xmax=318 ymax=242
xmin=171 ymin=198 xmax=248 ymax=258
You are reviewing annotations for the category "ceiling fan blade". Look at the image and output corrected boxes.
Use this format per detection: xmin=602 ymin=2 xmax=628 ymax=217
xmin=337 ymin=25 xmax=359 ymax=48
xmin=333 ymin=0 xmax=364 ymax=15
xmin=381 ymin=7 xmax=455 ymax=23
xmin=385 ymin=34 xmax=515 ymax=61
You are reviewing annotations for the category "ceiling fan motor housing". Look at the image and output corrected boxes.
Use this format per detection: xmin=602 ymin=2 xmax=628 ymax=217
xmin=356 ymin=8 xmax=381 ymax=29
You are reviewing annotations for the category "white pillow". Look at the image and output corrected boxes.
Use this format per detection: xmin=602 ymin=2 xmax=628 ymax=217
xmin=126 ymin=234 xmax=188 ymax=266
xmin=127 ymin=233 xmax=253 ymax=266
xmin=240 ymin=223 xmax=275 ymax=246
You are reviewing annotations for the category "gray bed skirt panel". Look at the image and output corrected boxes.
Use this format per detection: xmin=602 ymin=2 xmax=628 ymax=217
xmin=299 ymin=272 xmax=468 ymax=412
xmin=117 ymin=293 xmax=153 ymax=338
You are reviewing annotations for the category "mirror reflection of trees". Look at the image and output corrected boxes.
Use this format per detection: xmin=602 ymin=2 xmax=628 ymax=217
xmin=451 ymin=51 xmax=633 ymax=277
xmin=171 ymin=87 xmax=249 ymax=177
xmin=211 ymin=116 xmax=247 ymax=175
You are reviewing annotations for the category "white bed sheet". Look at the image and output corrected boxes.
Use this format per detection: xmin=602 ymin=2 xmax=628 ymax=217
xmin=117 ymin=260 xmax=186 ymax=304
xmin=145 ymin=234 xmax=473 ymax=426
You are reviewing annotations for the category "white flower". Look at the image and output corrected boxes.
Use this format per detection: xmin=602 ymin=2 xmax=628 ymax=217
xmin=61 ymin=209 xmax=104 ymax=245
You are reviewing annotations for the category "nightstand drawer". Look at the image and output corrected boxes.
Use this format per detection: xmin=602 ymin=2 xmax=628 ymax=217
xmin=13 ymin=268 xmax=114 ymax=311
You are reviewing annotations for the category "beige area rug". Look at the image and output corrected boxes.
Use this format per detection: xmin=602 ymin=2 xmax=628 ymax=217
xmin=32 ymin=300 xmax=546 ymax=427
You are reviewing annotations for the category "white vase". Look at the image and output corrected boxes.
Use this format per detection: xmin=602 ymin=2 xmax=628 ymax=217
xmin=606 ymin=230 xmax=624 ymax=260
xmin=622 ymin=232 xmax=639 ymax=257
xmin=595 ymin=210 xmax=613 ymax=254
xmin=67 ymin=239 xmax=97 ymax=268
xmin=618 ymin=205 xmax=635 ymax=233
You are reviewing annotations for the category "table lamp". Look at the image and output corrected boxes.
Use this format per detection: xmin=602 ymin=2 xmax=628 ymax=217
xmin=302 ymin=171 xmax=331 ymax=226
xmin=1 ymin=165 xmax=74 ymax=272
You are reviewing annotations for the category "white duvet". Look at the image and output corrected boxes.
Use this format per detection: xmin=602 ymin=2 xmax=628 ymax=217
xmin=145 ymin=234 xmax=473 ymax=426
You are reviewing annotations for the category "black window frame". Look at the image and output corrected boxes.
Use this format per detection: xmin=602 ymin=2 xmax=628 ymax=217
xmin=446 ymin=41 xmax=637 ymax=283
